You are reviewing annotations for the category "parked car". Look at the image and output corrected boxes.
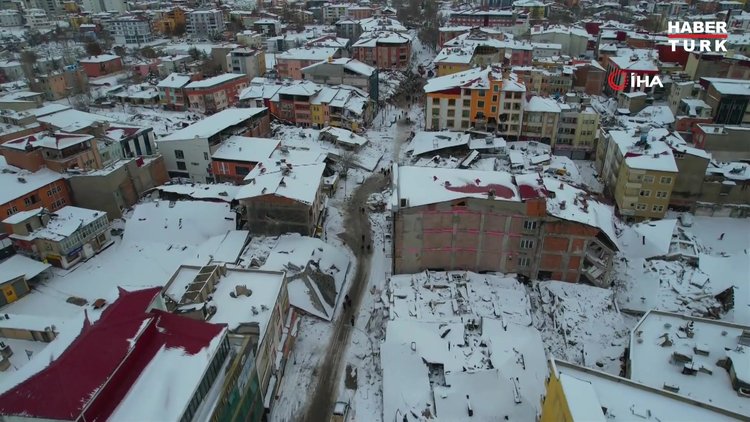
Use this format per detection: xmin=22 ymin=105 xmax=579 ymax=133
xmin=331 ymin=401 xmax=350 ymax=422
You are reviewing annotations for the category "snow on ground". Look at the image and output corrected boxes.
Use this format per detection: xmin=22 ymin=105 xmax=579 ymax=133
xmin=673 ymin=215 xmax=750 ymax=255
xmin=532 ymin=281 xmax=631 ymax=375
xmin=573 ymin=159 xmax=604 ymax=193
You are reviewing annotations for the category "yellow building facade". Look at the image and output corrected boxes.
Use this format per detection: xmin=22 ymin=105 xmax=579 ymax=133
xmin=614 ymin=164 xmax=676 ymax=220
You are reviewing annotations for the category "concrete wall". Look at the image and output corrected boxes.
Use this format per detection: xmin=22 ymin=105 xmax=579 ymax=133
xmin=670 ymin=153 xmax=710 ymax=210
xmin=68 ymin=156 xmax=169 ymax=219
xmin=241 ymin=194 xmax=319 ymax=236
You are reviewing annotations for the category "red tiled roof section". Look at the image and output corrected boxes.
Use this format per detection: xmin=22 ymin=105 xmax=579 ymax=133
xmin=0 ymin=287 xmax=226 ymax=421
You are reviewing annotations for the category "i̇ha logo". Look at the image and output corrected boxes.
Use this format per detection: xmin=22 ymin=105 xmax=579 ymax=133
xmin=607 ymin=68 xmax=663 ymax=93
xmin=668 ymin=21 xmax=728 ymax=53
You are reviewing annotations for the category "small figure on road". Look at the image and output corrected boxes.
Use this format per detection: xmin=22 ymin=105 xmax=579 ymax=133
xmin=350 ymin=316 xmax=355 ymax=326
xmin=719 ymin=233 xmax=725 ymax=240
xmin=367 ymin=243 xmax=371 ymax=252
xmin=342 ymin=301 xmax=348 ymax=311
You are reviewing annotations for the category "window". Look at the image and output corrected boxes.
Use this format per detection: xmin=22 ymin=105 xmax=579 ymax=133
xmin=203 ymin=152 xmax=209 ymax=161
xmin=47 ymin=190 xmax=52 ymax=197
xmin=432 ymin=98 xmax=439 ymax=105
xmin=660 ymin=176 xmax=673 ymax=184
xmin=176 ymin=161 xmax=187 ymax=170
xmin=432 ymin=108 xmax=439 ymax=115
xmin=448 ymin=99 xmax=456 ymax=106
xmin=639 ymin=189 xmax=650 ymax=197
xmin=493 ymin=85 xmax=499 ymax=92
xmin=174 ymin=150 xmax=185 ymax=159
xmin=636 ymin=203 xmax=647 ymax=210
xmin=447 ymin=109 xmax=455 ymax=117
xmin=462 ymin=110 xmax=469 ymax=118
xmin=674 ymin=151 xmax=684 ymax=159
xmin=656 ymin=191 xmax=668 ymax=198
xmin=477 ymin=101 xmax=484 ymax=108
xmin=523 ymin=220 xmax=537 ymax=230
xmin=6 ymin=206 xmax=17 ymax=216
xmin=491 ymin=106 xmax=497 ymax=113
xmin=520 ymin=239 xmax=534 ymax=249
xmin=518 ymin=256 xmax=530 ymax=267
xmin=652 ymin=205 xmax=664 ymax=212
xmin=463 ymin=99 xmax=470 ymax=107
xmin=642 ymin=175 xmax=654 ymax=183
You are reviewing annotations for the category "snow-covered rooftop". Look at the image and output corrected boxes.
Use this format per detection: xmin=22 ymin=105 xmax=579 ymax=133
xmin=236 ymin=162 xmax=326 ymax=205
xmin=608 ymin=130 xmax=679 ymax=173
xmin=629 ymin=310 xmax=750 ymax=417
xmin=553 ymin=359 xmax=744 ymax=421
xmin=79 ymin=54 xmax=120 ymax=63
xmin=406 ymin=131 xmax=470 ymax=156
xmin=319 ymin=126 xmax=367 ymax=147
xmin=525 ymin=96 xmax=562 ymax=113
xmin=2 ymin=132 xmax=93 ymax=151
xmin=276 ymin=46 xmax=339 ymax=61
xmin=36 ymin=109 xmax=116 ymax=132
xmin=394 ymin=165 xmax=520 ymax=207
xmin=211 ymin=136 xmax=279 ymax=163
xmin=300 ymin=57 xmax=375 ymax=76
xmin=184 ymin=73 xmax=247 ymax=89
xmin=9 ymin=206 xmax=106 ymax=243
xmin=157 ymin=108 xmax=267 ymax=142
xmin=156 ymin=73 xmax=192 ymax=89
xmin=156 ymin=183 xmax=240 ymax=202
xmin=0 ymin=254 xmax=50 ymax=285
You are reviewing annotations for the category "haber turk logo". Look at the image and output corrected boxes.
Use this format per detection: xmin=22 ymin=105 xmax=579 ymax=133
xmin=668 ymin=21 xmax=728 ymax=52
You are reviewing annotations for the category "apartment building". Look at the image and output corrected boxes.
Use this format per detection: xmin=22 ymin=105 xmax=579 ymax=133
xmin=156 ymin=73 xmax=191 ymax=110
xmin=156 ymin=107 xmax=271 ymax=182
xmin=700 ymin=77 xmax=750 ymax=125
xmin=513 ymin=66 xmax=573 ymax=96
xmin=184 ymin=73 xmax=249 ymax=114
xmin=275 ymin=47 xmax=339 ymax=80
xmin=0 ymin=163 xmax=71 ymax=220
xmin=237 ymin=161 xmax=327 ymax=236
xmin=210 ymin=136 xmax=279 ymax=183
xmin=530 ymin=25 xmax=590 ymax=57
xmin=159 ymin=265 xmax=291 ymax=419
xmin=109 ymin=15 xmax=153 ymax=45
xmin=522 ymin=96 xmax=560 ymax=145
xmin=227 ymin=48 xmax=266 ymax=79
xmin=693 ymin=124 xmax=750 ymax=161
xmin=555 ymin=101 xmax=599 ymax=159
xmin=1 ymin=132 xmax=103 ymax=172
xmin=3 ymin=206 xmax=110 ymax=269
xmin=186 ymin=9 xmax=225 ymax=38
xmin=598 ymin=130 xmax=678 ymax=220
xmin=0 ymin=10 xmax=22 ymax=26
xmin=448 ymin=9 xmax=518 ymax=28
xmin=391 ymin=166 xmax=618 ymax=286
xmin=424 ymin=66 xmax=526 ymax=141
xmin=151 ymin=6 xmax=187 ymax=35
xmin=24 ymin=8 xmax=50 ymax=29
xmin=78 ymin=54 xmax=123 ymax=78
xmin=604 ymin=55 xmax=660 ymax=95
xmin=351 ymin=31 xmax=412 ymax=71
xmin=31 ymin=68 xmax=89 ymax=100
xmin=301 ymin=58 xmax=378 ymax=102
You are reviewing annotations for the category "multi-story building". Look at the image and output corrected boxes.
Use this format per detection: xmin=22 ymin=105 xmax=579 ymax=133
xmin=156 ymin=73 xmax=191 ymax=110
xmin=109 ymin=15 xmax=153 ymax=45
xmin=252 ymin=18 xmax=281 ymax=37
xmin=700 ymin=77 xmax=750 ymax=125
xmin=226 ymin=48 xmax=266 ymax=79
xmin=3 ymin=206 xmax=110 ymax=268
xmin=0 ymin=161 xmax=71 ymax=220
xmin=24 ymin=8 xmax=50 ymax=29
xmin=159 ymin=265 xmax=291 ymax=420
xmin=301 ymin=58 xmax=378 ymax=102
xmin=693 ymin=124 xmax=750 ymax=161
xmin=513 ymin=66 xmax=573 ymax=97
xmin=184 ymin=73 xmax=249 ymax=114
xmin=322 ymin=3 xmax=349 ymax=24
xmin=571 ymin=60 xmax=605 ymax=96
xmin=31 ymin=67 xmax=89 ymax=100
xmin=276 ymin=47 xmax=340 ymax=80
xmin=151 ymin=6 xmax=187 ymax=35
xmin=424 ymin=66 xmax=527 ymax=140
xmin=1 ymin=131 xmax=104 ymax=173
xmin=556 ymin=100 xmax=599 ymax=159
xmin=81 ymin=0 xmax=126 ymax=13
xmin=391 ymin=166 xmax=618 ymax=286
xmin=598 ymin=129 xmax=678 ymax=220
xmin=237 ymin=161 xmax=327 ymax=236
xmin=448 ymin=9 xmax=519 ymax=28
xmin=604 ymin=54 xmax=661 ymax=95
xmin=530 ymin=25 xmax=590 ymax=58
xmin=0 ymin=286 xmax=275 ymax=422
xmin=156 ymin=107 xmax=271 ymax=181
xmin=351 ymin=31 xmax=412 ymax=71
xmin=210 ymin=136 xmax=279 ymax=183
xmin=522 ymin=96 xmax=561 ymax=145
xmin=0 ymin=10 xmax=22 ymax=26
xmin=186 ymin=9 xmax=224 ymax=38
xmin=78 ymin=54 xmax=123 ymax=78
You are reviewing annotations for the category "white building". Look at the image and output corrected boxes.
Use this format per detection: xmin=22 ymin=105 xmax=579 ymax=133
xmin=155 ymin=107 xmax=268 ymax=182
xmin=227 ymin=48 xmax=265 ymax=79
xmin=109 ymin=15 xmax=154 ymax=46
xmin=0 ymin=10 xmax=23 ymax=27
xmin=187 ymin=9 xmax=225 ymax=38
xmin=24 ymin=8 xmax=50 ymax=29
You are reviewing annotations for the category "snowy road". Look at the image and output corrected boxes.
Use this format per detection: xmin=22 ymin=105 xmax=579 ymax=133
xmin=301 ymin=173 xmax=388 ymax=422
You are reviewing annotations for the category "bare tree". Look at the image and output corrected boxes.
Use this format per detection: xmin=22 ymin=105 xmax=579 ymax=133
xmin=19 ymin=50 xmax=38 ymax=81
xmin=85 ymin=41 xmax=103 ymax=57
xmin=339 ymin=150 xmax=357 ymax=177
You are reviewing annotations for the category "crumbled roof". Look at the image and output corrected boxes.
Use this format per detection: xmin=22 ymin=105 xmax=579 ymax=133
xmin=2 ymin=132 xmax=93 ymax=151
xmin=211 ymin=136 xmax=279 ymax=163
xmin=301 ymin=57 xmax=375 ymax=76
xmin=157 ymin=73 xmax=192 ymax=88
xmin=0 ymin=158 xmax=65 ymax=207
xmin=236 ymin=162 xmax=326 ymax=205
xmin=406 ymin=131 xmax=471 ymax=156
xmin=10 ymin=206 xmax=106 ymax=243
xmin=0 ymin=254 xmax=50 ymax=285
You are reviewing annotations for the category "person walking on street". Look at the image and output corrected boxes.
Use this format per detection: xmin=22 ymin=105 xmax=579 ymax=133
xmin=350 ymin=315 xmax=355 ymax=326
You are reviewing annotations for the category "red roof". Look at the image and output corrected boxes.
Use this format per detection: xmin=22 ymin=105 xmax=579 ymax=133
xmin=0 ymin=287 xmax=226 ymax=421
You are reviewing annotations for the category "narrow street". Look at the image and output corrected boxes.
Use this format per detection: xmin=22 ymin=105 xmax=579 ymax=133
xmin=302 ymin=173 xmax=388 ymax=422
